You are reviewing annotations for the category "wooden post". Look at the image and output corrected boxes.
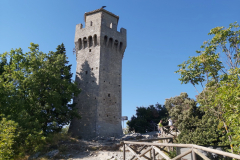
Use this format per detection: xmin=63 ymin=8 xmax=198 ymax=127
xmin=193 ymin=149 xmax=210 ymax=160
xmin=192 ymin=149 xmax=196 ymax=160
xmin=152 ymin=147 xmax=156 ymax=160
xmin=150 ymin=148 xmax=152 ymax=159
xmin=123 ymin=143 xmax=125 ymax=160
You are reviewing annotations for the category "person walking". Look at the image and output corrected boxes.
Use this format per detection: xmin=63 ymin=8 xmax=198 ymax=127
xmin=168 ymin=118 xmax=173 ymax=131
xmin=158 ymin=120 xmax=163 ymax=137
xmin=168 ymin=118 xmax=173 ymax=126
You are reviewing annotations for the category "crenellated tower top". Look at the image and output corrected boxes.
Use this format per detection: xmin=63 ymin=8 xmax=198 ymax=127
xmin=74 ymin=8 xmax=126 ymax=58
xmin=84 ymin=8 xmax=119 ymax=23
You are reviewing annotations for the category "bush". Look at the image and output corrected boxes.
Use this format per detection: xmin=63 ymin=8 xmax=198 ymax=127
xmin=0 ymin=116 xmax=18 ymax=160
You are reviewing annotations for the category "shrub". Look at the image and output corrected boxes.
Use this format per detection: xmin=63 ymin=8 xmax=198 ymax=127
xmin=0 ymin=116 xmax=18 ymax=160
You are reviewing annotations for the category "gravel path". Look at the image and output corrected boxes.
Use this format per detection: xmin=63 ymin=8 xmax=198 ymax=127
xmin=71 ymin=151 xmax=132 ymax=160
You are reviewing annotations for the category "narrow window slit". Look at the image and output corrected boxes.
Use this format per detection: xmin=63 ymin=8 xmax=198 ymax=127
xmin=83 ymin=37 xmax=87 ymax=48
xmin=120 ymin=42 xmax=123 ymax=51
xmin=108 ymin=38 xmax=113 ymax=47
xmin=78 ymin=38 xmax=82 ymax=50
xmin=104 ymin=36 xmax=108 ymax=46
xmin=94 ymin=34 xmax=97 ymax=46
xmin=89 ymin=36 xmax=93 ymax=47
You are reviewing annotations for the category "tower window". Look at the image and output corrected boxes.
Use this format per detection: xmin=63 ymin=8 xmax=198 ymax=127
xmin=120 ymin=42 xmax=123 ymax=51
xmin=78 ymin=38 xmax=82 ymax=50
xmin=90 ymin=21 xmax=93 ymax=26
xmin=88 ymin=36 xmax=93 ymax=47
xmin=85 ymin=71 xmax=88 ymax=74
xmin=110 ymin=23 xmax=112 ymax=29
xmin=89 ymin=49 xmax=91 ymax=52
xmin=108 ymin=94 xmax=110 ymax=97
xmin=83 ymin=37 xmax=87 ymax=48
xmin=94 ymin=34 xmax=97 ymax=46
xmin=108 ymin=38 xmax=113 ymax=47
xmin=92 ymin=68 xmax=93 ymax=70
xmin=104 ymin=36 xmax=108 ymax=46
xmin=114 ymin=40 xmax=118 ymax=51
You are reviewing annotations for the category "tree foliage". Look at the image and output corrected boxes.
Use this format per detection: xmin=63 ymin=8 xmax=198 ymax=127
xmin=0 ymin=43 xmax=81 ymax=157
xmin=175 ymin=22 xmax=240 ymax=153
xmin=165 ymin=93 xmax=227 ymax=146
xmin=0 ymin=116 xmax=18 ymax=160
xmin=127 ymin=103 xmax=168 ymax=133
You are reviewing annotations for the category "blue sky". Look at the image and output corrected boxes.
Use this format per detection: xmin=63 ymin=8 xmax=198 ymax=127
xmin=1 ymin=0 xmax=240 ymax=127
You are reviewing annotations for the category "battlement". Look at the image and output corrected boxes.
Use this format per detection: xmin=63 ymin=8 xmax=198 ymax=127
xmin=75 ymin=8 xmax=127 ymax=56
xmin=75 ymin=8 xmax=122 ymax=32
xmin=84 ymin=8 xmax=119 ymax=23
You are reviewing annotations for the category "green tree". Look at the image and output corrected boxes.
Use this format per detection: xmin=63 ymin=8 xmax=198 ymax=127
xmin=176 ymin=22 xmax=240 ymax=153
xmin=165 ymin=93 xmax=227 ymax=146
xmin=127 ymin=103 xmax=168 ymax=133
xmin=0 ymin=43 xmax=81 ymax=156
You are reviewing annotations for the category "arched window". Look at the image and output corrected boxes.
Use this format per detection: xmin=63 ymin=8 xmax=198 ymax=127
xmin=104 ymin=36 xmax=108 ymax=46
xmin=94 ymin=34 xmax=97 ymax=46
xmin=120 ymin=42 xmax=123 ymax=51
xmin=83 ymin=37 xmax=87 ymax=49
xmin=110 ymin=23 xmax=112 ymax=29
xmin=88 ymin=36 xmax=93 ymax=48
xmin=78 ymin=38 xmax=82 ymax=50
xmin=114 ymin=40 xmax=118 ymax=51
xmin=108 ymin=38 xmax=113 ymax=48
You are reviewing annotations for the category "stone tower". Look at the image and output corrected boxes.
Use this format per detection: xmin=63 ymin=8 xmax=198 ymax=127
xmin=69 ymin=8 xmax=127 ymax=139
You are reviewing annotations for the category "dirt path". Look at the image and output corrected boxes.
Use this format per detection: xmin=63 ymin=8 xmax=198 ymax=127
xmin=71 ymin=151 xmax=132 ymax=160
